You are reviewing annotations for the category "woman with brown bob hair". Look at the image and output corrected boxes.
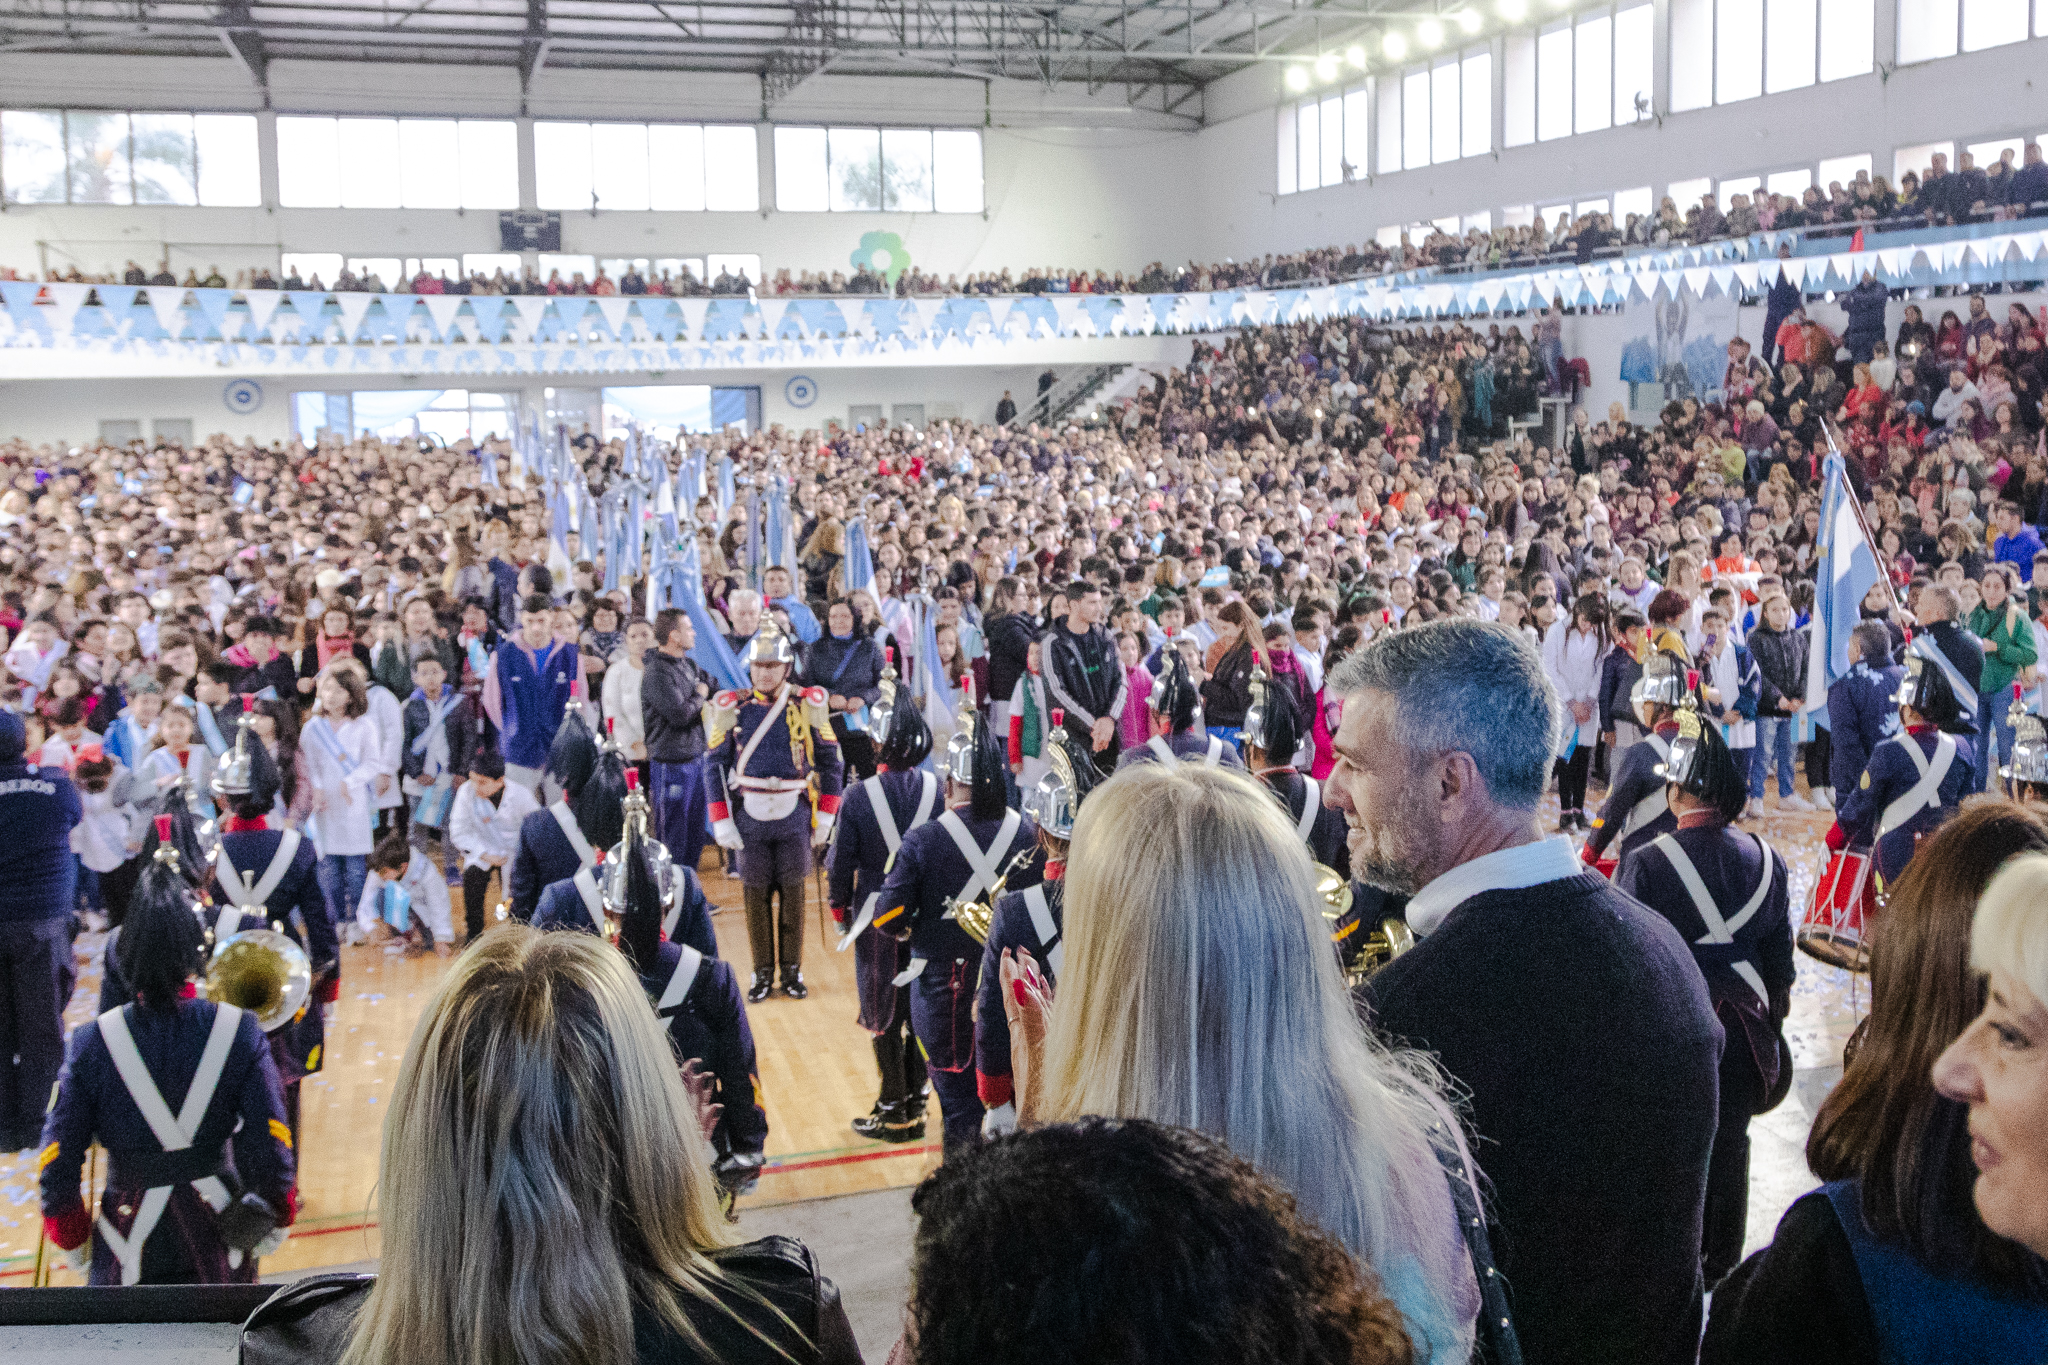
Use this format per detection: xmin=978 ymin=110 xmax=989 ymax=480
xmin=1704 ymin=801 xmax=2048 ymax=1363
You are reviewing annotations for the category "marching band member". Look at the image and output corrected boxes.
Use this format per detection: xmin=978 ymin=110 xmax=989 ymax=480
xmin=877 ymin=709 xmax=1042 ymax=1152
xmin=200 ymin=726 xmax=336 ymax=1147
xmin=537 ymin=769 xmax=768 ymax=1196
xmin=534 ymin=755 xmax=717 ymax=958
xmin=1584 ymin=650 xmax=1691 ymax=867
xmin=1613 ymin=709 xmax=1795 ymax=1284
xmin=506 ymin=716 xmax=624 ymax=923
xmin=1828 ymin=651 xmax=1975 ymax=884
xmin=974 ymin=721 xmax=1098 ymax=1137
xmin=1115 ymin=652 xmax=1244 ymax=772
xmin=706 ymin=619 xmax=845 ymax=1003
xmin=828 ymin=689 xmax=942 ymax=1144
xmin=40 ymin=825 xmax=296 ymax=1284
xmin=1241 ymin=672 xmax=1349 ymax=875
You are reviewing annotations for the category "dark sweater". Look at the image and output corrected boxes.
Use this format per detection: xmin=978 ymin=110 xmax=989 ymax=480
xmin=1361 ymin=872 xmax=1723 ymax=1365
xmin=640 ymin=650 xmax=708 ymax=765
xmin=1701 ymin=1190 xmax=1875 ymax=1365
xmin=0 ymin=759 xmax=84 ymax=923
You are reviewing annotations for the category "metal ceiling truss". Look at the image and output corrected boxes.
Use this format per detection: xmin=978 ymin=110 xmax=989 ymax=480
xmin=0 ymin=0 xmax=1425 ymax=123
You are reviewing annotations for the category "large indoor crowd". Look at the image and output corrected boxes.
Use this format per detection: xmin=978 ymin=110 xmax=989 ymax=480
xmin=3 ymin=287 xmax=2047 ymax=1363
xmin=12 ymin=142 xmax=2046 ymax=309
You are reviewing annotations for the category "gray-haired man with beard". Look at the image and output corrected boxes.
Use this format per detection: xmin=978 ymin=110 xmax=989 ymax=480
xmin=1322 ymin=619 xmax=1722 ymax=1365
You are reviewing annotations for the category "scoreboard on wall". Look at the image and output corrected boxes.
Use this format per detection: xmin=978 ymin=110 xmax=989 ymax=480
xmin=498 ymin=211 xmax=563 ymax=253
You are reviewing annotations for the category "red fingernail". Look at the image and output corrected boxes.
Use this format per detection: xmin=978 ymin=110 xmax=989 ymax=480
xmin=1012 ymin=979 xmax=1030 ymax=1007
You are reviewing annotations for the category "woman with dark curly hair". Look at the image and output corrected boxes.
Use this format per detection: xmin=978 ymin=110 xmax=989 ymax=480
xmin=902 ymin=1117 xmax=1415 ymax=1365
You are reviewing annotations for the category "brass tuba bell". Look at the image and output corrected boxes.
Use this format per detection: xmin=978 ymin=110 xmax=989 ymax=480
xmin=206 ymin=927 xmax=313 ymax=1033
xmin=944 ymin=846 xmax=1036 ymax=946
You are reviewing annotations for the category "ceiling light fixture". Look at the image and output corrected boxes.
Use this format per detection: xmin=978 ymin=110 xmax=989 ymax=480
xmin=1285 ymin=65 xmax=1311 ymax=91
xmin=1316 ymin=52 xmax=1340 ymax=80
xmin=1455 ymin=8 xmax=1484 ymax=31
xmin=1417 ymin=17 xmax=1445 ymax=46
xmin=1383 ymin=30 xmax=1408 ymax=58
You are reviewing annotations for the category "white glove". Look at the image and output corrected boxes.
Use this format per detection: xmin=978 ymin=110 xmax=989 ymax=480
xmin=812 ymin=813 xmax=835 ymax=848
xmin=980 ymin=1101 xmax=1018 ymax=1139
xmin=713 ymin=818 xmax=743 ymax=851
xmin=252 ymin=1226 xmax=290 ymax=1258
xmin=59 ymin=1240 xmax=91 ymax=1273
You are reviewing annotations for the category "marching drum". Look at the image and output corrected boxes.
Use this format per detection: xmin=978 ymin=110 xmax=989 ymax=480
xmin=1799 ymin=849 xmax=1876 ymax=972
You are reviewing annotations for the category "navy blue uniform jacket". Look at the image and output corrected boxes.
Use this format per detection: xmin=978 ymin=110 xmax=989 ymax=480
xmin=1835 ymin=728 xmax=1974 ymax=881
xmin=974 ymin=876 xmax=1064 ymax=1109
xmin=508 ymin=805 xmax=587 ymax=922
xmin=1112 ymin=730 xmax=1245 ymax=772
xmin=531 ymin=863 xmax=717 ymax=960
xmin=827 ymin=769 xmax=940 ymax=1034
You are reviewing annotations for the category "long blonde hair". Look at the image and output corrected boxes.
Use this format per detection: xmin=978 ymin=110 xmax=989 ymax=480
xmin=342 ymin=926 xmax=741 ymax=1365
xmin=1036 ymin=764 xmax=1473 ymax=1357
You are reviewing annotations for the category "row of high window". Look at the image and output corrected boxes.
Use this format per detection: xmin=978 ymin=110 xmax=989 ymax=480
xmin=0 ymin=113 xmax=985 ymax=214
xmin=1280 ymin=0 xmax=2044 ymax=195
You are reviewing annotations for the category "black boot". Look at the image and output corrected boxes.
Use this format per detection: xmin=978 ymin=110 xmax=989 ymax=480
xmin=852 ymin=1100 xmax=899 ymax=1139
xmin=747 ymin=969 xmax=774 ymax=1004
xmin=854 ymin=1100 xmax=924 ymax=1143
xmin=780 ymin=965 xmax=808 ymax=1000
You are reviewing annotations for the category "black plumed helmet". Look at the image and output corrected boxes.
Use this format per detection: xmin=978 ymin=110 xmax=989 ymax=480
xmin=1151 ymin=652 xmax=1200 ymax=734
xmin=228 ymin=740 xmax=282 ymax=821
xmin=1661 ymin=711 xmax=1747 ymax=825
xmin=142 ymin=802 xmax=210 ymax=889
xmin=1899 ymin=651 xmax=1968 ymax=733
xmin=546 ymin=709 xmax=600 ymax=800
xmin=571 ymin=745 xmax=629 ymax=851
xmin=117 ymin=853 xmax=208 ymax=1010
xmin=616 ymin=837 xmax=663 ymax=974
xmin=969 ymin=712 xmax=1008 ymax=822
xmin=1247 ymin=673 xmax=1302 ymax=763
xmin=877 ymin=692 xmax=934 ymax=770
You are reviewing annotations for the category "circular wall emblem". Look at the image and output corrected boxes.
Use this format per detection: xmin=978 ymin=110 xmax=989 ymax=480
xmin=222 ymin=379 xmax=264 ymax=414
xmin=784 ymin=374 xmax=818 ymax=408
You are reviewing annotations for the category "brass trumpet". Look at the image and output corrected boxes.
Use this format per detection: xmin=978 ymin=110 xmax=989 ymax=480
xmin=1318 ymin=863 xmax=1414 ymax=987
xmin=944 ymin=846 xmax=1037 ymax=946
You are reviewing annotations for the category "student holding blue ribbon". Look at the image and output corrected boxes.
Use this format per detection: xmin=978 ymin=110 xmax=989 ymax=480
xmin=401 ymin=654 xmax=476 ymax=843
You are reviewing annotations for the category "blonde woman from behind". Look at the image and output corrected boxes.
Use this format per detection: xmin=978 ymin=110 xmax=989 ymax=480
xmin=252 ymin=925 xmax=862 ymax=1365
xmin=1016 ymin=763 xmax=1484 ymax=1364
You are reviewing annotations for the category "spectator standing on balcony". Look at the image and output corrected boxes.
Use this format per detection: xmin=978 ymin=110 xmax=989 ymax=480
xmin=2010 ymin=142 xmax=2048 ymax=214
xmin=995 ymin=390 xmax=1017 ymax=425
xmin=1842 ymin=272 xmax=1890 ymax=364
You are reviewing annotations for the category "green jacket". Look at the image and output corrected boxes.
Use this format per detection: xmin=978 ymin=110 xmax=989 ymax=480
xmin=1967 ymin=601 xmax=2038 ymax=696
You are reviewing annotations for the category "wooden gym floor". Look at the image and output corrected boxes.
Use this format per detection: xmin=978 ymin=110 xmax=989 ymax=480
xmin=0 ymin=788 xmax=1864 ymax=1284
xmin=0 ymin=857 xmax=939 ymax=1284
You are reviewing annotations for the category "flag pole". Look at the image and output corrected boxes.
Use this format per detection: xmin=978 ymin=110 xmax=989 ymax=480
xmin=1821 ymin=418 xmax=1902 ymax=615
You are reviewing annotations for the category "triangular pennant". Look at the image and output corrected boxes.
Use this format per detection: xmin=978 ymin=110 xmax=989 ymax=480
xmin=192 ymin=287 xmax=238 ymax=339
xmin=284 ymin=291 xmax=331 ymax=340
xmin=422 ymin=293 xmax=465 ymax=341
xmin=509 ymin=294 xmax=552 ymax=341
xmin=333 ymin=292 xmax=375 ymax=342
xmin=147 ymin=284 xmax=191 ymax=336
xmin=594 ymin=296 xmax=633 ymax=340
xmin=467 ymin=295 xmax=512 ymax=342
xmin=244 ymin=289 xmax=284 ymax=338
xmin=42 ymin=282 xmax=92 ymax=335
xmin=677 ymin=298 xmax=712 ymax=342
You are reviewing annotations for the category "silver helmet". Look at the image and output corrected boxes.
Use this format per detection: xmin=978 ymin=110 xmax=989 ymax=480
xmin=744 ymin=616 xmax=797 ymax=668
xmin=941 ymin=707 xmax=1001 ymax=789
xmin=1023 ymin=728 xmax=1099 ymax=841
xmin=210 ymin=713 xmax=256 ymax=799
xmin=2005 ymin=711 xmax=2048 ymax=786
xmin=600 ymin=769 xmax=684 ymax=923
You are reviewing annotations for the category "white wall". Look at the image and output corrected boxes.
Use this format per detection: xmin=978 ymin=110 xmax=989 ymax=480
xmin=1182 ymin=21 xmax=2048 ymax=263
xmin=0 ymin=56 xmax=1203 ymax=287
xmin=0 ymin=356 xmax=1173 ymax=447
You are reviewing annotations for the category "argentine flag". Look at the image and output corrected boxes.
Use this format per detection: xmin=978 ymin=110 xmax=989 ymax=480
xmin=1803 ymin=448 xmax=1882 ymax=727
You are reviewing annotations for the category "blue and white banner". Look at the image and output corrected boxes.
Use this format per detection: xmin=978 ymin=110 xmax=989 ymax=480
xmin=1804 ymin=448 xmax=1883 ymax=726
